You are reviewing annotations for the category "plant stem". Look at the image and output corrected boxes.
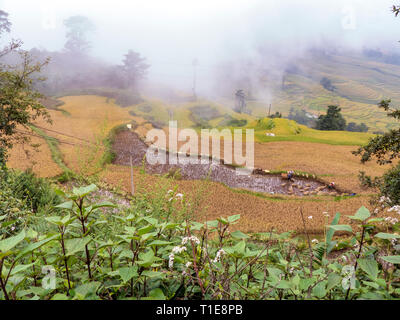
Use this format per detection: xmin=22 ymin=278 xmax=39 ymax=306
xmin=60 ymin=230 xmax=71 ymax=294
xmin=345 ymin=226 xmax=366 ymax=300
xmin=0 ymin=259 xmax=9 ymax=300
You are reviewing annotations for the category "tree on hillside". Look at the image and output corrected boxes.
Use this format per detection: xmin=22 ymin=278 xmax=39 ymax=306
xmin=121 ymin=50 xmax=150 ymax=89
xmin=315 ymin=105 xmax=346 ymax=131
xmin=351 ymin=6 xmax=400 ymax=205
xmin=63 ymin=15 xmax=95 ymax=55
xmin=346 ymin=122 xmax=369 ymax=132
xmin=353 ymin=100 xmax=400 ymax=204
xmin=0 ymin=11 xmax=51 ymax=166
xmin=0 ymin=10 xmax=11 ymax=36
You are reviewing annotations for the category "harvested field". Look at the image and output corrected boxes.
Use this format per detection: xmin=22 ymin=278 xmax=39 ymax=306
xmin=252 ymin=141 xmax=391 ymax=194
xmin=7 ymin=134 xmax=63 ymax=177
xmin=6 ymin=95 xmax=388 ymax=233
xmin=112 ymin=130 xmax=340 ymax=196
xmin=100 ymin=164 xmax=395 ymax=234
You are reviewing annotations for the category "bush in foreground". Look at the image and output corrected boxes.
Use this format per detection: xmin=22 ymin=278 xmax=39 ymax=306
xmin=0 ymin=182 xmax=400 ymax=300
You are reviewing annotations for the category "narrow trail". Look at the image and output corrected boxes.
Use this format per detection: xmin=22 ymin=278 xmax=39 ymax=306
xmin=112 ymin=130 xmax=342 ymax=197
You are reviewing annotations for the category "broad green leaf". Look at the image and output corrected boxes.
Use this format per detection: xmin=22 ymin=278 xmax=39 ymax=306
xmin=347 ymin=206 xmax=371 ymax=221
xmin=227 ymin=214 xmax=241 ymax=223
xmin=326 ymin=213 xmax=340 ymax=254
xmin=148 ymin=240 xmax=172 ymax=246
xmin=326 ymin=225 xmax=352 ymax=233
xmin=190 ymin=222 xmax=204 ymax=231
xmin=141 ymin=270 xmax=164 ymax=278
xmin=374 ymin=233 xmax=400 ymax=240
xmin=55 ymin=201 xmax=73 ymax=210
xmin=0 ymin=229 xmax=26 ymax=253
xmin=73 ymin=282 xmax=100 ymax=299
xmin=143 ymin=217 xmax=158 ymax=225
xmin=118 ymin=266 xmax=137 ymax=283
xmin=65 ymin=237 xmax=92 ymax=256
xmin=327 ymin=273 xmax=342 ymax=291
xmin=276 ymin=280 xmax=291 ymax=289
xmin=362 ymin=281 xmax=379 ymax=289
xmin=299 ymin=278 xmax=315 ymax=291
xmin=217 ymin=217 xmax=229 ymax=225
xmin=54 ymin=189 xmax=66 ymax=197
xmin=51 ymin=293 xmax=69 ymax=300
xmin=358 ymin=258 xmax=379 ymax=280
xmin=267 ymin=267 xmax=283 ymax=282
xmin=91 ymin=202 xmax=117 ymax=210
xmin=382 ymin=255 xmax=400 ymax=264
xmin=147 ymin=288 xmax=166 ymax=300
xmin=138 ymin=225 xmax=153 ymax=236
xmin=231 ymin=230 xmax=250 ymax=240
xmin=72 ymin=184 xmax=97 ymax=198
xmin=10 ymin=263 xmax=35 ymax=276
xmin=367 ymin=218 xmax=384 ymax=223
xmin=45 ymin=216 xmax=63 ymax=226
xmin=312 ymin=281 xmax=327 ymax=299
xmin=16 ymin=235 xmax=58 ymax=260
xmin=206 ymin=220 xmax=218 ymax=228
xmin=233 ymin=241 xmax=246 ymax=255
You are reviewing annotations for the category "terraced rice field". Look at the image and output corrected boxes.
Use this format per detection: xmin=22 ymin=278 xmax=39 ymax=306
xmin=99 ymin=164 xmax=399 ymax=234
xmin=6 ymin=94 xmax=394 ymax=233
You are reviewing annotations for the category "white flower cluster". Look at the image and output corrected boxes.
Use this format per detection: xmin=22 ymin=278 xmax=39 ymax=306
xmin=311 ymin=239 xmax=319 ymax=244
xmin=169 ymin=254 xmax=174 ymax=269
xmin=213 ymin=249 xmax=226 ymax=263
xmin=385 ymin=217 xmax=399 ymax=225
xmin=182 ymin=262 xmax=193 ymax=276
xmin=388 ymin=205 xmax=400 ymax=215
xmin=169 ymin=246 xmax=187 ymax=269
xmin=182 ymin=236 xmax=200 ymax=245
xmin=167 ymin=190 xmax=184 ymax=202
xmin=172 ymin=245 xmax=187 ymax=254
xmin=380 ymin=196 xmax=391 ymax=203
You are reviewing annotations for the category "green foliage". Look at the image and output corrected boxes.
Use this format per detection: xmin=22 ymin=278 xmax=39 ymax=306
xmin=0 ymin=50 xmax=51 ymax=164
xmin=269 ymin=112 xmax=282 ymax=119
xmin=315 ymin=105 xmax=346 ymax=131
xmin=256 ymin=118 xmax=275 ymax=130
xmin=354 ymin=100 xmax=400 ymax=204
xmin=226 ymin=119 xmax=248 ymax=127
xmin=0 ymin=178 xmax=399 ymax=300
xmin=0 ymin=168 xmax=60 ymax=214
xmin=354 ymin=100 xmax=400 ymax=165
xmin=346 ymin=122 xmax=369 ymax=133
xmin=379 ymin=164 xmax=400 ymax=205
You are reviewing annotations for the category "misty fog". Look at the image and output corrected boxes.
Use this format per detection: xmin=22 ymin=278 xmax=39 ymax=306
xmin=1 ymin=0 xmax=400 ymax=101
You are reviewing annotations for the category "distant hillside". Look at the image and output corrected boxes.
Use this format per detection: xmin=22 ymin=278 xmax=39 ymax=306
xmin=242 ymin=51 xmax=400 ymax=133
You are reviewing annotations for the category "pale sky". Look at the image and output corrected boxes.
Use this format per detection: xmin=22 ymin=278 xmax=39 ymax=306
xmin=1 ymin=0 xmax=399 ymax=92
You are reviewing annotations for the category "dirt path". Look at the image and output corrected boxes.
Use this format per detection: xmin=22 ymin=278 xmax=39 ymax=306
xmin=112 ymin=130 xmax=342 ymax=196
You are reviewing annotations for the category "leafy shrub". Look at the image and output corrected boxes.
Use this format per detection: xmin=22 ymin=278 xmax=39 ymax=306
xmin=0 ymin=182 xmax=399 ymax=300
xmin=380 ymin=164 xmax=400 ymax=205
xmin=0 ymin=168 xmax=60 ymax=213
xmin=256 ymin=118 xmax=275 ymax=130
xmin=226 ymin=119 xmax=248 ymax=127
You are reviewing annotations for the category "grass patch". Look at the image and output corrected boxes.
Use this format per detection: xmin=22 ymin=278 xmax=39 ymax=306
xmin=29 ymin=125 xmax=74 ymax=180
